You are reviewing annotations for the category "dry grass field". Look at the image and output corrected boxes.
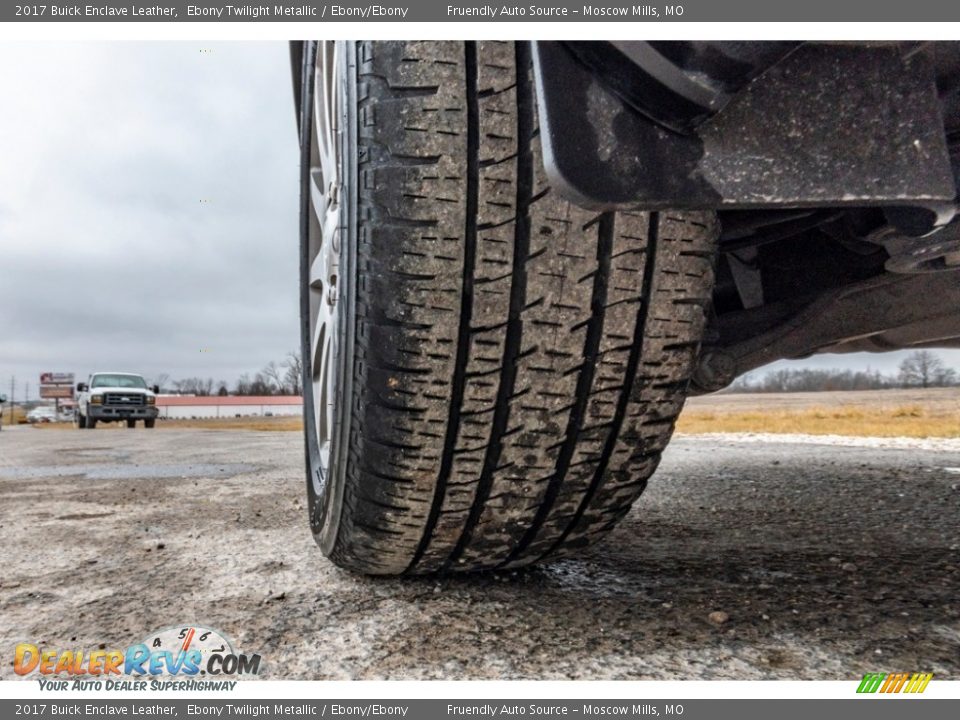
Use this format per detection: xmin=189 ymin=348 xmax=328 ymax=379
xmin=0 ymin=407 xmax=28 ymax=426
xmin=18 ymin=389 xmax=960 ymax=438
xmin=679 ymin=387 xmax=960 ymax=438
xmin=157 ymin=416 xmax=302 ymax=431
xmin=25 ymin=415 xmax=302 ymax=432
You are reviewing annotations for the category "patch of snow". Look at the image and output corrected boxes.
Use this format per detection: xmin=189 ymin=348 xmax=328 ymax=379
xmin=676 ymin=432 xmax=960 ymax=453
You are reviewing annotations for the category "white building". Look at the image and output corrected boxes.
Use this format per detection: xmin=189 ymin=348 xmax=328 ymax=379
xmin=156 ymin=395 xmax=302 ymax=419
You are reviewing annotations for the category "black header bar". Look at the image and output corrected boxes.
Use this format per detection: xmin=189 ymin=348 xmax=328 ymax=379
xmin=6 ymin=1 xmax=960 ymax=22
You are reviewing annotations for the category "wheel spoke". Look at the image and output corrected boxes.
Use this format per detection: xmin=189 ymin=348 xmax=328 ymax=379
xmin=312 ymin=43 xmax=339 ymax=203
xmin=310 ymin=244 xmax=329 ymax=290
xmin=309 ymin=168 xmax=328 ymax=223
xmin=317 ymin=329 xmax=334 ymax=467
xmin=307 ymin=40 xmax=344 ymax=478
xmin=311 ymin=298 xmax=332 ymax=371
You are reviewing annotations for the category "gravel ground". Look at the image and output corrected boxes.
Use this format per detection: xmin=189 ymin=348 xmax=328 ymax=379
xmin=1 ymin=427 xmax=958 ymax=680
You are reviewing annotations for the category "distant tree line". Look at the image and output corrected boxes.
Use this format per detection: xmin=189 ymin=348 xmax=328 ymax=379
xmin=151 ymin=351 xmax=303 ymax=397
xmin=729 ymin=350 xmax=958 ymax=393
xmin=153 ymin=348 xmax=957 ymax=397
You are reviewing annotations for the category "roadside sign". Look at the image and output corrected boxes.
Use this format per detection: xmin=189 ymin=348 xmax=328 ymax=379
xmin=39 ymin=385 xmax=73 ymax=399
xmin=40 ymin=372 xmax=74 ymax=385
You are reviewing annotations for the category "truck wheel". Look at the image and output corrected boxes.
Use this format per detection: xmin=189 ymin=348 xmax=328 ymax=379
xmin=86 ymin=416 xmax=97 ymax=430
xmin=299 ymin=41 xmax=717 ymax=575
xmin=126 ymin=419 xmax=136 ymax=429
xmin=145 ymin=419 xmax=156 ymax=429
xmin=76 ymin=413 xmax=87 ymax=429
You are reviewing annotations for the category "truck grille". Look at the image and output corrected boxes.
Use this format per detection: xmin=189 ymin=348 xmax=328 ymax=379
xmin=104 ymin=393 xmax=145 ymax=407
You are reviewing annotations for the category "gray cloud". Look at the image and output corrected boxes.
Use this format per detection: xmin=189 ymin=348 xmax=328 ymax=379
xmin=1 ymin=42 xmax=300 ymax=393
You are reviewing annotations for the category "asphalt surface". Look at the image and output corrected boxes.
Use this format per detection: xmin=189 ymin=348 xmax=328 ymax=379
xmin=1 ymin=427 xmax=958 ymax=680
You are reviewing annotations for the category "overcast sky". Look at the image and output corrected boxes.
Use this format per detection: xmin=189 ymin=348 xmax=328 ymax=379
xmin=0 ymin=42 xmax=300 ymax=398
xmin=1 ymin=43 xmax=958 ymax=401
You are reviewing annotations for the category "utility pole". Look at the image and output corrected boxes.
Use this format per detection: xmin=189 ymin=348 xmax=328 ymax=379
xmin=9 ymin=377 xmax=14 ymax=425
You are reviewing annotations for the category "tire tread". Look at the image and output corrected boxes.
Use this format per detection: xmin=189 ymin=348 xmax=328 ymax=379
xmin=328 ymin=41 xmax=716 ymax=574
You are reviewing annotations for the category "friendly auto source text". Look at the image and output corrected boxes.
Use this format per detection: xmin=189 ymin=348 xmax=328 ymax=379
xmin=447 ymin=5 xmax=676 ymax=17
xmin=447 ymin=706 xmax=670 ymax=716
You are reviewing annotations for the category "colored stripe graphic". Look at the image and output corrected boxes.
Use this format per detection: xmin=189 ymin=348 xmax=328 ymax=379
xmin=857 ymin=673 xmax=886 ymax=693
xmin=881 ymin=673 xmax=909 ymax=693
xmin=857 ymin=672 xmax=933 ymax=693
xmin=905 ymin=673 xmax=934 ymax=693
xmin=180 ymin=627 xmax=196 ymax=654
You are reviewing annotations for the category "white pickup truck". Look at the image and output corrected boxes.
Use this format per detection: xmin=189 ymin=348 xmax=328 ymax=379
xmin=75 ymin=372 xmax=160 ymax=429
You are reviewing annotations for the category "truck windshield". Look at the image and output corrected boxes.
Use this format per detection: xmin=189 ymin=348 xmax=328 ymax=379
xmin=91 ymin=375 xmax=147 ymax=389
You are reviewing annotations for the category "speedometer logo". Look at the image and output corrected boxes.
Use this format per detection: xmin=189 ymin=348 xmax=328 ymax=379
xmin=139 ymin=625 xmax=258 ymax=677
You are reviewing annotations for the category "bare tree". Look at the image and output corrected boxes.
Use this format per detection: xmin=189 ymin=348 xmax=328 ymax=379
xmin=934 ymin=366 xmax=957 ymax=386
xmin=250 ymin=372 xmax=272 ymax=396
xmin=151 ymin=373 xmax=171 ymax=393
xmin=899 ymin=350 xmax=947 ymax=388
xmin=173 ymin=377 xmax=198 ymax=395
xmin=761 ymin=369 xmax=792 ymax=392
xmin=261 ymin=361 xmax=284 ymax=395
xmin=727 ymin=366 xmax=900 ymax=394
xmin=284 ymin=351 xmax=303 ymax=395
xmin=235 ymin=374 xmax=252 ymax=396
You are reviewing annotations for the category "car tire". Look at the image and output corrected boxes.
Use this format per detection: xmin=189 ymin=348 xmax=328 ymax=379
xmin=76 ymin=413 xmax=87 ymax=429
xmin=126 ymin=419 xmax=136 ymax=429
xmin=145 ymin=419 xmax=156 ymax=429
xmin=299 ymin=40 xmax=717 ymax=575
xmin=86 ymin=416 xmax=97 ymax=429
